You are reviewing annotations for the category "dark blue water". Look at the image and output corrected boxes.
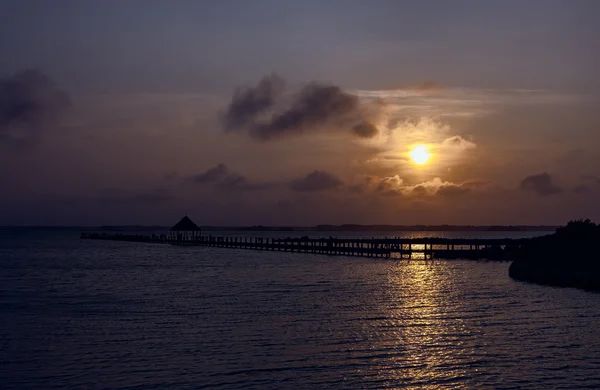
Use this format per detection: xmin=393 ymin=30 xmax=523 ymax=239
xmin=1 ymin=230 xmax=600 ymax=389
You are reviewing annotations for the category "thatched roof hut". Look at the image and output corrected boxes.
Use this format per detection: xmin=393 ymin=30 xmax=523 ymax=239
xmin=171 ymin=216 xmax=201 ymax=239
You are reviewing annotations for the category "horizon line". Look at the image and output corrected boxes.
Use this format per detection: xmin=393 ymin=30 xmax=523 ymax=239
xmin=0 ymin=223 xmax=560 ymax=231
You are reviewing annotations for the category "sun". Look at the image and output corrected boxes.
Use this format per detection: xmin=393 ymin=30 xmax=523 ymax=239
xmin=409 ymin=145 xmax=431 ymax=165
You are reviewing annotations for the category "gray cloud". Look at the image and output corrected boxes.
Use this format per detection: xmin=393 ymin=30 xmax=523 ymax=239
xmin=352 ymin=121 xmax=379 ymax=138
xmin=519 ymin=172 xmax=562 ymax=196
xmin=223 ymin=74 xmax=381 ymax=141
xmin=223 ymin=73 xmax=285 ymax=131
xmin=290 ymin=170 xmax=344 ymax=192
xmin=0 ymin=69 xmax=70 ymax=145
xmin=192 ymin=163 xmax=272 ymax=192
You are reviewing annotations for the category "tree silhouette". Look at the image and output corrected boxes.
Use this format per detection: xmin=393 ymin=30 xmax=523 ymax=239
xmin=518 ymin=219 xmax=599 ymax=264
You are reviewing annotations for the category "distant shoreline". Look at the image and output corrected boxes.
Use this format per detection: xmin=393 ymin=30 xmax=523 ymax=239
xmin=0 ymin=224 xmax=558 ymax=232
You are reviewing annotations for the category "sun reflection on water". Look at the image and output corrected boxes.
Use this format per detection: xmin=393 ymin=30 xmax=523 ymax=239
xmin=353 ymin=261 xmax=481 ymax=388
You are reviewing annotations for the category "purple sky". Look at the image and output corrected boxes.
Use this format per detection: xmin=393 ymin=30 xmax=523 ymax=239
xmin=1 ymin=0 xmax=599 ymax=226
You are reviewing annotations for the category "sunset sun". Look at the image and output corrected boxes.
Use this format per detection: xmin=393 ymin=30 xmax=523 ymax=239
xmin=409 ymin=145 xmax=431 ymax=165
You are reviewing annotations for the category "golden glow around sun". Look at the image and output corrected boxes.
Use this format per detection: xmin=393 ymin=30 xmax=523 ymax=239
xmin=409 ymin=145 xmax=431 ymax=165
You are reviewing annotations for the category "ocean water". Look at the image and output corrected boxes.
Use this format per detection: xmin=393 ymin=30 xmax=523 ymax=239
xmin=1 ymin=230 xmax=600 ymax=389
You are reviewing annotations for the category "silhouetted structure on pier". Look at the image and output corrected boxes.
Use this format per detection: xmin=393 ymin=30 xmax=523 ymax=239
xmin=171 ymin=216 xmax=202 ymax=241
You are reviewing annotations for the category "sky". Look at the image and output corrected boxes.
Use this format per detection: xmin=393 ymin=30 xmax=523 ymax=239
xmin=1 ymin=0 xmax=599 ymax=226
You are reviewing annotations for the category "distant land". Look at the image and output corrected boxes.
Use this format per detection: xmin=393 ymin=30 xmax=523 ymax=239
xmin=234 ymin=225 xmax=558 ymax=232
xmin=1 ymin=224 xmax=559 ymax=232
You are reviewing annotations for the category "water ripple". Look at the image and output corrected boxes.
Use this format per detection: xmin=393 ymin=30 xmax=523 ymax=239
xmin=1 ymin=231 xmax=600 ymax=389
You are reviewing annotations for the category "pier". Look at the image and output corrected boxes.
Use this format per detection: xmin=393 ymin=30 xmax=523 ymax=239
xmin=79 ymin=217 xmax=534 ymax=261
xmin=80 ymin=232 xmax=529 ymax=261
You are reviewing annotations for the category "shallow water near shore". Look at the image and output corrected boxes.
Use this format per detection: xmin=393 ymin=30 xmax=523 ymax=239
xmin=1 ymin=230 xmax=600 ymax=389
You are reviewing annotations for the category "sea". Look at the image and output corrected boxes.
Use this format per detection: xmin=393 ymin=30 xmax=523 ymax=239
xmin=1 ymin=229 xmax=599 ymax=389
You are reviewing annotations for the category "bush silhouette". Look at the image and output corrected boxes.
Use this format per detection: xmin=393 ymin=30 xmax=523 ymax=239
xmin=517 ymin=219 xmax=600 ymax=265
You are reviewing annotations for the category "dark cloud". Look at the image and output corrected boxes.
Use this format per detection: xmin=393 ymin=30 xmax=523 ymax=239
xmin=192 ymin=163 xmax=271 ymax=192
xmin=519 ymin=172 xmax=562 ymax=196
xmin=0 ymin=69 xmax=70 ymax=145
xmin=223 ymin=73 xmax=284 ymax=131
xmin=352 ymin=121 xmax=379 ymax=138
xmin=254 ymin=84 xmax=358 ymax=140
xmin=223 ymin=74 xmax=380 ymax=141
xmin=290 ymin=170 xmax=344 ymax=192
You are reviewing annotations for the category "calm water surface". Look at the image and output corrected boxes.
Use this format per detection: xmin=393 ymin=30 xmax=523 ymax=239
xmin=1 ymin=230 xmax=599 ymax=389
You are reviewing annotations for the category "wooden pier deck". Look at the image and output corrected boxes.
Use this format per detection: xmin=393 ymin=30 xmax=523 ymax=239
xmin=81 ymin=232 xmax=532 ymax=260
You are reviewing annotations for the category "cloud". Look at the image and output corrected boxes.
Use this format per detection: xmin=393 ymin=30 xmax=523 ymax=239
xmin=442 ymin=135 xmax=476 ymax=151
xmin=353 ymin=87 xmax=581 ymax=129
xmin=290 ymin=170 xmax=344 ymax=192
xmin=375 ymin=175 xmax=404 ymax=195
xmin=391 ymin=117 xmax=450 ymax=139
xmin=352 ymin=121 xmax=379 ymax=138
xmin=361 ymin=116 xmax=478 ymax=172
xmin=223 ymin=73 xmax=285 ymax=131
xmin=223 ymin=74 xmax=382 ymax=141
xmin=192 ymin=163 xmax=271 ymax=192
xmin=0 ymin=69 xmax=70 ymax=145
xmin=400 ymin=177 xmax=481 ymax=197
xmin=519 ymin=172 xmax=562 ymax=196
xmin=358 ymin=175 xmax=488 ymax=197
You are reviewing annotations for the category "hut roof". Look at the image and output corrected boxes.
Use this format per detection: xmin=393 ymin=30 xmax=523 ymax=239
xmin=171 ymin=216 xmax=201 ymax=231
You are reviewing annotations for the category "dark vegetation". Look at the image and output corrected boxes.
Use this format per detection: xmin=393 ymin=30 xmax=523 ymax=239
xmin=509 ymin=219 xmax=600 ymax=291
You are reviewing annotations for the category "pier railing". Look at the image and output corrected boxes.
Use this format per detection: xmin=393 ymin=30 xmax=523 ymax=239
xmin=80 ymin=232 xmax=530 ymax=260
